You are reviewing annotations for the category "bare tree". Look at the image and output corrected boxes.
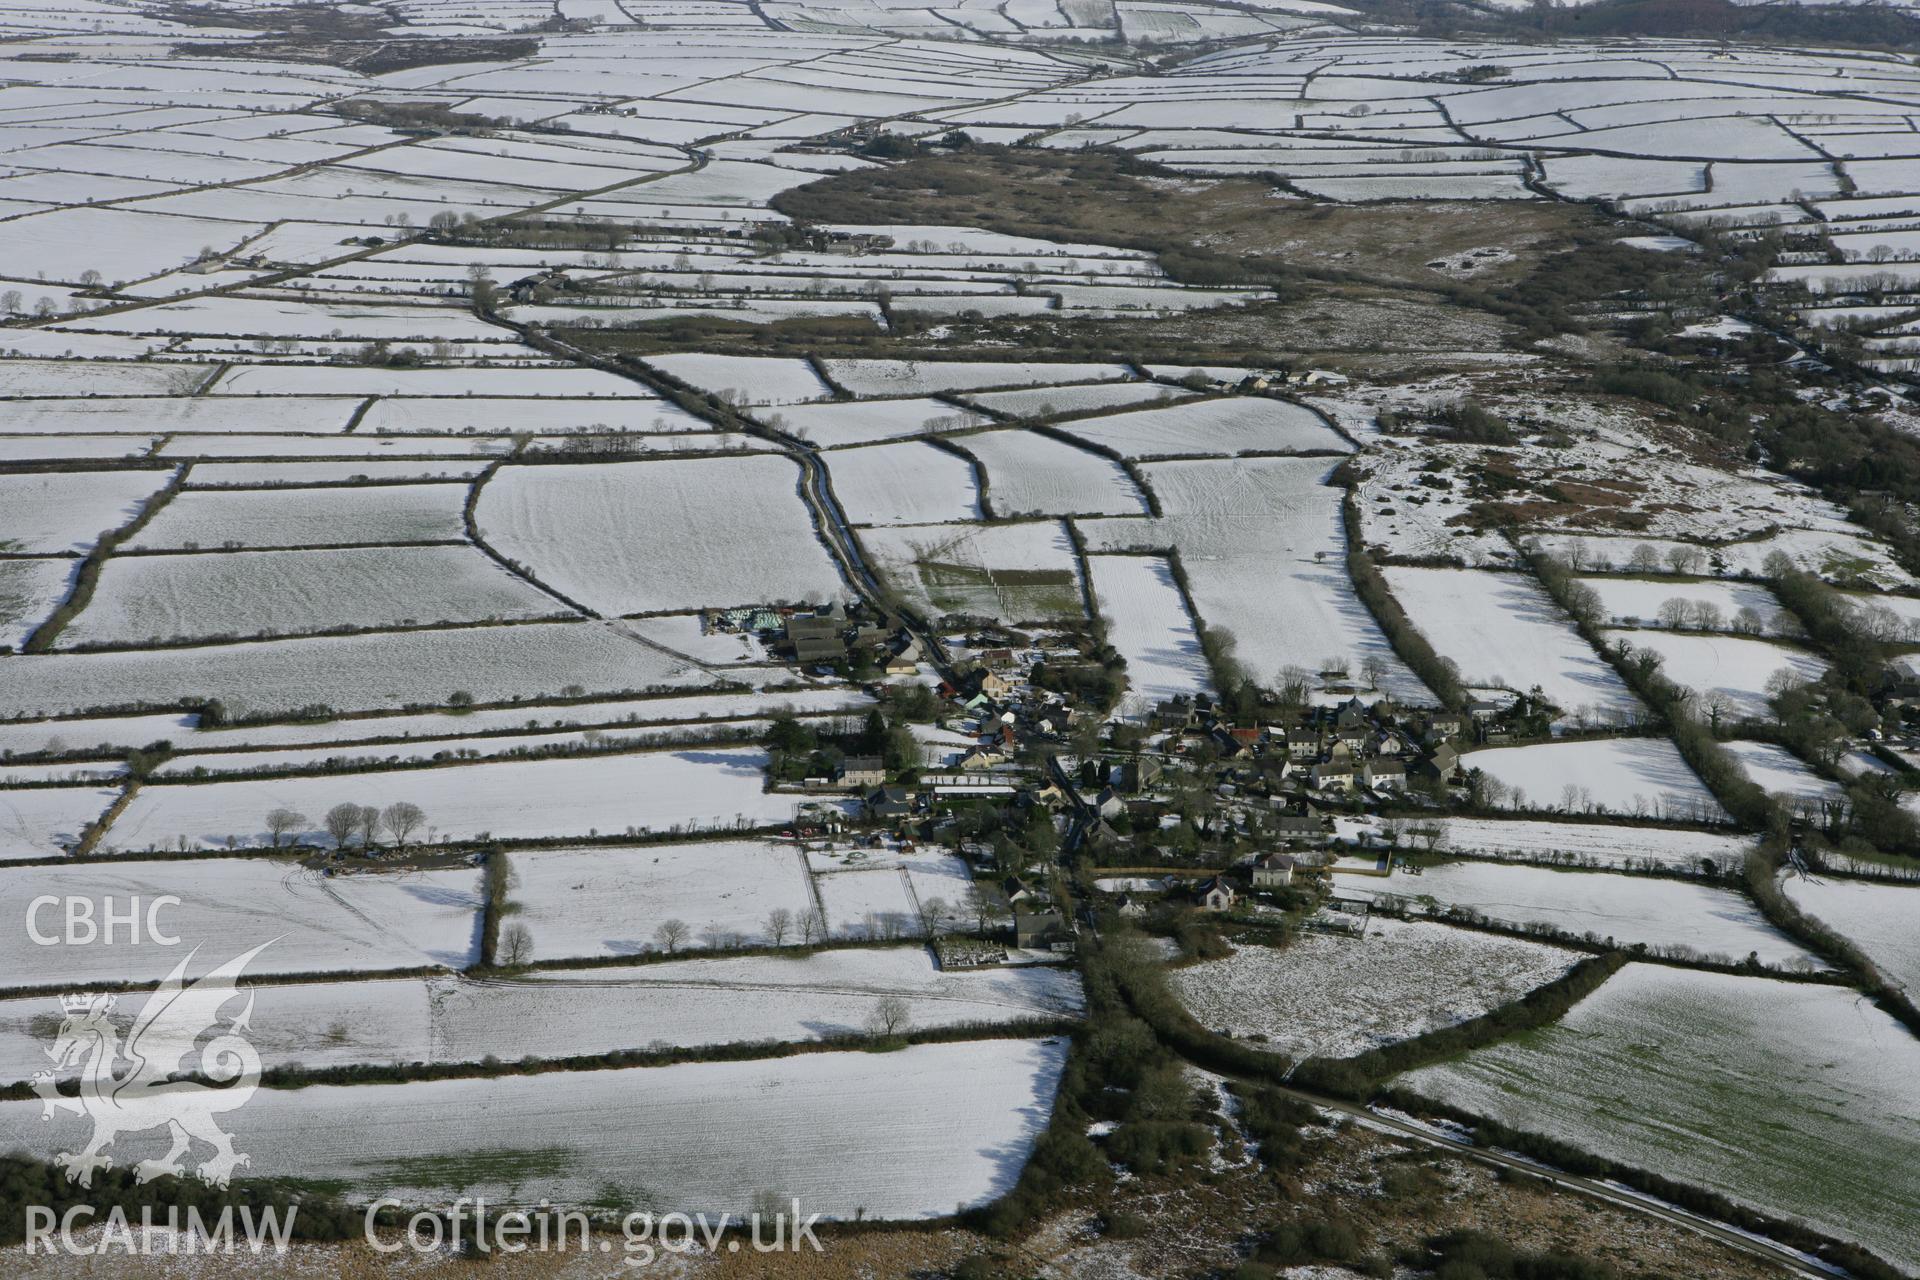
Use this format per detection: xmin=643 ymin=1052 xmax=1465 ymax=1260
xmin=765 ymin=907 xmax=793 ymax=946
xmin=915 ymin=895 xmax=949 ymax=937
xmin=323 ymin=802 xmax=361 ymax=849
xmin=498 ymin=922 xmax=534 ymax=966
xmin=353 ymin=804 xmax=381 ymax=850
xmin=265 ymin=808 xmax=307 ymax=849
xmin=382 ymin=802 xmax=426 ymax=849
xmin=867 ymin=995 xmax=911 ymax=1037
xmin=799 ymin=908 xmax=825 ymax=946
xmin=654 ymin=918 xmax=688 ymax=953
xmin=1629 ymin=543 xmax=1661 ymax=572
xmin=1657 ymin=598 xmax=1690 ymax=629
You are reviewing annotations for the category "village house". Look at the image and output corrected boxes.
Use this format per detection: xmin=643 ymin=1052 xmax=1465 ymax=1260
xmin=864 ymin=785 xmax=914 ymax=820
xmin=1272 ymin=806 xmax=1326 ymax=841
xmin=1250 ymin=851 xmax=1296 ymax=888
xmin=834 ymin=756 xmax=886 ymax=788
xmin=1310 ymin=757 xmax=1357 ymax=790
xmin=1192 ymin=875 xmax=1237 ymax=912
xmin=1363 ymin=757 xmax=1407 ymax=790
xmin=1014 ymin=910 xmax=1075 ymax=952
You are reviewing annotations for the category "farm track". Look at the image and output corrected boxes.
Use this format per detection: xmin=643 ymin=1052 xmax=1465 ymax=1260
xmin=1317 ymin=1093 xmax=1835 ymax=1280
xmin=499 ymin=320 xmax=964 ymax=685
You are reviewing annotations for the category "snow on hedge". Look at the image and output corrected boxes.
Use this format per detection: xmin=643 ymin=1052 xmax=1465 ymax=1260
xmin=1604 ymin=629 xmax=1829 ymax=722
xmin=0 ymin=858 xmax=481 ymax=986
xmin=1172 ymin=920 xmax=1579 ymax=1059
xmin=1384 ymin=567 xmax=1639 ymax=722
xmin=477 ymin=457 xmax=847 ymax=614
xmin=1334 ymin=861 xmax=1816 ymax=969
xmin=1782 ymin=874 xmax=1920 ymax=998
xmin=125 ymin=485 xmax=470 ymax=551
xmin=1399 ymin=965 xmax=1920 ymax=1274
xmin=60 ymin=546 xmax=569 ymax=648
xmin=105 ymin=748 xmax=794 ymax=852
xmin=1086 ymin=555 xmax=1211 ymax=707
xmin=0 ymin=1038 xmax=1068 ymax=1217
xmin=0 ymin=948 xmax=1081 ymax=1084
xmin=1056 ymin=396 xmax=1351 ymax=459
xmin=0 ymin=470 xmax=173 ymax=555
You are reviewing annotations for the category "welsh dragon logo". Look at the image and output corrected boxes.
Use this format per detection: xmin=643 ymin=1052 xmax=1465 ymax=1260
xmin=32 ymin=942 xmax=272 ymax=1189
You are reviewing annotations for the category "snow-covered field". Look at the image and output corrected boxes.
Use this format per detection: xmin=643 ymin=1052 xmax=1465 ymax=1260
xmin=1577 ymin=576 xmax=1797 ymax=637
xmin=0 ymin=858 xmax=481 ymax=986
xmin=1333 ymin=861 xmax=1818 ymax=969
xmin=61 ymin=546 xmax=566 ymax=647
xmin=1086 ymin=554 xmax=1212 ymax=706
xmin=0 ymin=558 xmax=75 ymax=651
xmin=957 ymin=429 xmax=1149 ymax=517
xmin=1399 ymin=965 xmax=1920 ymax=1274
xmin=1782 ymin=874 xmax=1920 ymax=997
xmin=1722 ymin=740 xmax=1842 ymax=808
xmin=825 ymin=440 xmax=981 ymax=525
xmin=0 ymin=947 xmax=1081 ymax=1083
xmin=1383 ymin=568 xmax=1639 ymax=723
xmin=0 ymin=470 xmax=172 ymax=554
xmin=1082 ymin=458 xmax=1430 ymax=704
xmin=103 ymin=749 xmax=794 ymax=851
xmin=1604 ymin=629 xmax=1829 ymax=723
xmin=0 ymin=1038 xmax=1068 ymax=1217
xmin=1463 ymin=736 xmax=1726 ymax=823
xmin=1391 ymin=816 xmax=1757 ymax=874
xmin=511 ymin=840 xmax=818 ymax=959
xmin=0 ymin=620 xmax=720 ymax=720
xmin=13 ymin=8 xmax=1920 ymax=1241
xmin=0 ymin=785 xmax=115 ymax=860
xmin=821 ymin=360 xmax=1133 ymax=397
xmin=1170 ymin=919 xmax=1579 ymax=1060
xmin=860 ymin=519 xmax=1085 ymax=622
xmin=125 ymin=485 xmax=469 ymax=551
xmin=1056 ymin=396 xmax=1350 ymax=459
xmin=476 ymin=457 xmax=848 ymax=613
